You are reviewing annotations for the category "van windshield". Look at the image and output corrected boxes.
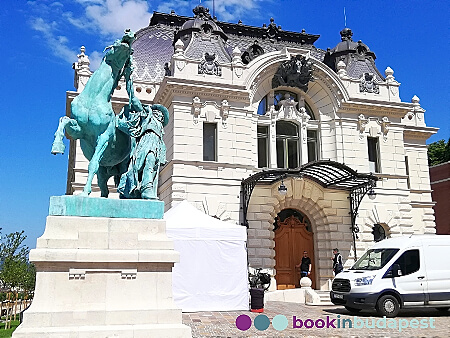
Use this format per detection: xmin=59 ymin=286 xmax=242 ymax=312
xmin=350 ymin=248 xmax=399 ymax=270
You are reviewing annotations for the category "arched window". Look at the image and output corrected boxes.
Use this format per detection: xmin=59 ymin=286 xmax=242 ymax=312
xmin=273 ymin=209 xmax=312 ymax=232
xmin=276 ymin=121 xmax=299 ymax=169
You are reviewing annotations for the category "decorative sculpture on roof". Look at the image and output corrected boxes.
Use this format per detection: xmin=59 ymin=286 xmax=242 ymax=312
xmin=198 ymin=52 xmax=222 ymax=76
xmin=192 ymin=4 xmax=212 ymax=19
xmin=272 ymin=54 xmax=314 ymax=92
xmin=241 ymin=41 xmax=265 ymax=64
xmin=51 ymin=29 xmax=169 ymax=199
xmin=359 ymin=72 xmax=379 ymax=94
xmin=267 ymin=17 xmax=280 ymax=42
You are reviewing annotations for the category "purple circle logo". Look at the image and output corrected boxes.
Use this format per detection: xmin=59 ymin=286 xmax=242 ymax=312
xmin=236 ymin=314 xmax=252 ymax=331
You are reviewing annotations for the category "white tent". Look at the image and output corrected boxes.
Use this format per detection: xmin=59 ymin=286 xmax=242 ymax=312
xmin=164 ymin=200 xmax=249 ymax=312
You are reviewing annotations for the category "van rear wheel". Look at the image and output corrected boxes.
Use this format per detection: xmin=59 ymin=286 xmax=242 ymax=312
xmin=345 ymin=306 xmax=362 ymax=313
xmin=376 ymin=295 xmax=399 ymax=317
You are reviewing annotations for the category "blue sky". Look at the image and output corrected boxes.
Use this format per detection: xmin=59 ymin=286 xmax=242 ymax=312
xmin=1 ymin=0 xmax=449 ymax=250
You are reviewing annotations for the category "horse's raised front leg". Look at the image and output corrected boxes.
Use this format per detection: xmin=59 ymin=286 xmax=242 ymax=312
xmin=81 ymin=121 xmax=115 ymax=196
xmin=51 ymin=116 xmax=82 ymax=154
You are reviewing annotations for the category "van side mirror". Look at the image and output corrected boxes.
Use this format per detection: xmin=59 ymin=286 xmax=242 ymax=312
xmin=384 ymin=263 xmax=402 ymax=278
xmin=392 ymin=264 xmax=402 ymax=277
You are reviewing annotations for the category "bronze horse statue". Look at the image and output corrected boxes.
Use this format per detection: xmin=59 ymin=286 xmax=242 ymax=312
xmin=51 ymin=30 xmax=136 ymax=197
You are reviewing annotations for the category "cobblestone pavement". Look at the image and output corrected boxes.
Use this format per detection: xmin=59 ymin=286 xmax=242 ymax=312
xmin=182 ymin=301 xmax=450 ymax=337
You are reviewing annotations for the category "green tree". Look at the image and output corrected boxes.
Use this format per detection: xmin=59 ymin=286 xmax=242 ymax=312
xmin=0 ymin=230 xmax=36 ymax=295
xmin=427 ymin=138 xmax=450 ymax=166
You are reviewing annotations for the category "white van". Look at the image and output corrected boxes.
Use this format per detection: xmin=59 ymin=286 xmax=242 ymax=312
xmin=330 ymin=235 xmax=450 ymax=317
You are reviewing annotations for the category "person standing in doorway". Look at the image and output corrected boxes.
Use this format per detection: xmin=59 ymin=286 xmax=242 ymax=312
xmin=296 ymin=251 xmax=312 ymax=278
xmin=331 ymin=248 xmax=344 ymax=275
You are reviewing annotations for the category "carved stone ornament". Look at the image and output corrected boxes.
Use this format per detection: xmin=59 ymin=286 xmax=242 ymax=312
xmin=378 ymin=116 xmax=390 ymax=141
xmin=198 ymin=53 xmax=222 ymax=76
xmin=221 ymin=99 xmax=229 ymax=127
xmin=73 ymin=46 xmax=92 ymax=91
xmin=272 ymin=54 xmax=314 ymax=92
xmin=359 ymin=72 xmax=380 ymax=94
xmin=358 ymin=114 xmax=368 ymax=139
xmin=192 ymin=96 xmax=202 ymax=123
xmin=275 ymin=94 xmax=310 ymax=124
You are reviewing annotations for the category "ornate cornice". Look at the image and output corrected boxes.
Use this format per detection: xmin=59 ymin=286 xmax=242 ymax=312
xmin=155 ymin=77 xmax=249 ymax=106
xmin=403 ymin=126 xmax=438 ymax=140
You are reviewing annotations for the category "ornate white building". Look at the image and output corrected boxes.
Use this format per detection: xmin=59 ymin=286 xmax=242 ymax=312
xmin=66 ymin=6 xmax=437 ymax=290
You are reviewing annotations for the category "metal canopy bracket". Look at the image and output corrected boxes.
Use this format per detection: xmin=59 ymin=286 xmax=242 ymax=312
xmin=241 ymin=160 xmax=378 ymax=259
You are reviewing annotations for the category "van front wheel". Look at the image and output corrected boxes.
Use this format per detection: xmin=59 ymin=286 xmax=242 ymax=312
xmin=376 ymin=295 xmax=399 ymax=317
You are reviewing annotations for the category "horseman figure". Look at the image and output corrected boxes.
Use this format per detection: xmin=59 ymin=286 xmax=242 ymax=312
xmin=51 ymin=29 xmax=169 ymax=200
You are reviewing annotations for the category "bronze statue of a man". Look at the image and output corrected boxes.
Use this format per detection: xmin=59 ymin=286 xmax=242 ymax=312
xmin=117 ymin=103 xmax=169 ymax=199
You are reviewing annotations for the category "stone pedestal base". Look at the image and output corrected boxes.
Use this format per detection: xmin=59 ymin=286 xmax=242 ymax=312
xmin=13 ymin=209 xmax=191 ymax=337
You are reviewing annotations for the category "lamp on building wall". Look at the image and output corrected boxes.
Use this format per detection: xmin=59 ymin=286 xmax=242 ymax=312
xmin=278 ymin=179 xmax=287 ymax=195
xmin=367 ymin=187 xmax=376 ymax=200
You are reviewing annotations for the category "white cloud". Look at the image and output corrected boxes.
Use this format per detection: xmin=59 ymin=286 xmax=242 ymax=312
xmin=30 ymin=17 xmax=77 ymax=63
xmin=78 ymin=0 xmax=151 ymax=36
xmin=28 ymin=0 xmax=270 ymax=66
xmin=205 ymin=0 xmax=262 ymax=22
xmin=88 ymin=50 xmax=104 ymax=70
xmin=156 ymin=1 xmax=191 ymax=15
xmin=156 ymin=0 xmax=265 ymax=22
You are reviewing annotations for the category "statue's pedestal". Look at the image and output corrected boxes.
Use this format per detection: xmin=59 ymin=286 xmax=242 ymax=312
xmin=13 ymin=197 xmax=191 ymax=338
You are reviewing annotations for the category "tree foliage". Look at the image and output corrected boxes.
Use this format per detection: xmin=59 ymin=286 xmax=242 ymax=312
xmin=0 ymin=230 xmax=36 ymax=294
xmin=428 ymin=138 xmax=450 ymax=166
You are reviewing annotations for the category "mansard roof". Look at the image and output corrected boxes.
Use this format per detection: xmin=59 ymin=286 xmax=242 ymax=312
xmin=132 ymin=7 xmax=384 ymax=85
xmin=133 ymin=6 xmax=322 ymax=82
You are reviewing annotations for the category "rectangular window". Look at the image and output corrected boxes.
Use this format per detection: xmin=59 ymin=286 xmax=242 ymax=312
xmin=276 ymin=139 xmax=284 ymax=168
xmin=307 ymin=130 xmax=318 ymax=163
xmin=367 ymin=137 xmax=380 ymax=173
xmin=287 ymin=139 xmax=298 ymax=168
xmin=257 ymin=126 xmax=269 ymax=168
xmin=203 ymin=123 xmax=216 ymax=161
xmin=405 ymin=156 xmax=410 ymax=189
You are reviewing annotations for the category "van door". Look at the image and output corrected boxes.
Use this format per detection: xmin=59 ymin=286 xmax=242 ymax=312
xmin=388 ymin=249 xmax=426 ymax=306
xmin=422 ymin=244 xmax=450 ymax=305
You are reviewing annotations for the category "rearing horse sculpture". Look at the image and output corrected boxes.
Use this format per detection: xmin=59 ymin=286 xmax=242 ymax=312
xmin=51 ymin=29 xmax=136 ymax=197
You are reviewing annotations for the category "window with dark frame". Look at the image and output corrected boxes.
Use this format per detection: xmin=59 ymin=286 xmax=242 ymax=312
xmin=257 ymin=95 xmax=268 ymax=115
xmin=393 ymin=249 xmax=420 ymax=276
xmin=257 ymin=125 xmax=269 ymax=168
xmin=307 ymin=130 xmax=318 ymax=162
xmin=405 ymin=156 xmax=410 ymax=189
xmin=276 ymin=121 xmax=299 ymax=169
xmin=203 ymin=122 xmax=217 ymax=161
xmin=367 ymin=137 xmax=380 ymax=173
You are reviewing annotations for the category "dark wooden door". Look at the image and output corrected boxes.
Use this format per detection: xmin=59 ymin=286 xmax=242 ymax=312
xmin=274 ymin=215 xmax=315 ymax=289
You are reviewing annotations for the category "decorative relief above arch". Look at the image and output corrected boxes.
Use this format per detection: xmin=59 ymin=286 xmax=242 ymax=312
xmin=272 ymin=54 xmax=314 ymax=92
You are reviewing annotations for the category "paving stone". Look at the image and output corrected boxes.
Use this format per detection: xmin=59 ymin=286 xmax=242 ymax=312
xmin=182 ymin=301 xmax=450 ymax=337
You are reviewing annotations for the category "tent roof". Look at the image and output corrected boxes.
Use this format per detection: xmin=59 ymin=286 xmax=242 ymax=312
xmin=164 ymin=200 xmax=247 ymax=241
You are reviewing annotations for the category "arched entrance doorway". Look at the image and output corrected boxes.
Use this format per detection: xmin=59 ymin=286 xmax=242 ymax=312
xmin=274 ymin=209 xmax=315 ymax=289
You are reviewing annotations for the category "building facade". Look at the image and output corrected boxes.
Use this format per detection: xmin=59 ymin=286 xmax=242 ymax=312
xmin=66 ymin=6 xmax=437 ymax=290
xmin=430 ymin=162 xmax=450 ymax=235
